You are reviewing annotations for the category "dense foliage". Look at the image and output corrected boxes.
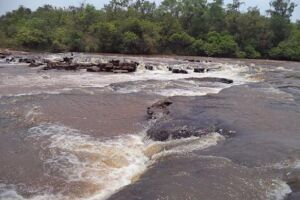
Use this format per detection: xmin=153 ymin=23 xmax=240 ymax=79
xmin=0 ymin=0 xmax=299 ymax=61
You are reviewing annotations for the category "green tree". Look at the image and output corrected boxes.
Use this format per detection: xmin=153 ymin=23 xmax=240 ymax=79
xmin=191 ymin=39 xmax=206 ymax=55
xmin=122 ymin=31 xmax=140 ymax=53
xmin=269 ymin=30 xmax=300 ymax=61
xmin=168 ymin=32 xmax=195 ymax=54
xmin=180 ymin=0 xmax=208 ymax=37
xmin=0 ymin=0 xmax=299 ymax=60
xmin=267 ymin=0 xmax=297 ymax=45
xmin=204 ymin=31 xmax=238 ymax=57
xmin=207 ymin=0 xmax=225 ymax=32
xmin=16 ymin=25 xmax=48 ymax=49
xmin=90 ymin=22 xmax=119 ymax=52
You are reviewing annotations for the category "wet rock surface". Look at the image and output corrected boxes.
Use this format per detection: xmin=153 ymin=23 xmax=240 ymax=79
xmin=287 ymin=193 xmax=300 ymax=200
xmin=44 ymin=59 xmax=139 ymax=72
xmin=146 ymin=99 xmax=173 ymax=119
xmin=172 ymin=68 xmax=188 ymax=74
xmin=108 ymin=155 xmax=274 ymax=200
xmin=145 ymin=65 xmax=154 ymax=70
xmin=5 ymin=54 xmax=140 ymax=73
xmin=185 ymin=77 xmax=234 ymax=84
xmin=109 ymin=80 xmax=300 ymax=199
xmin=193 ymin=67 xmax=206 ymax=73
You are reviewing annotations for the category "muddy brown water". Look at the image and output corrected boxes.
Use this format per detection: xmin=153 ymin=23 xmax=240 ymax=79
xmin=0 ymin=53 xmax=300 ymax=200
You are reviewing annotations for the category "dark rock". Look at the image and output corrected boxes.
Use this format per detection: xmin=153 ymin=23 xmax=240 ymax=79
xmin=101 ymin=63 xmax=114 ymax=72
xmin=194 ymin=68 xmax=206 ymax=73
xmin=146 ymin=95 xmax=236 ymax=141
xmin=19 ymin=58 xmax=37 ymax=64
xmin=147 ymin=125 xmax=226 ymax=141
xmin=168 ymin=66 xmax=173 ymax=71
xmin=185 ymin=59 xmax=201 ymax=62
xmin=29 ymin=62 xmax=43 ymax=67
xmin=44 ymin=62 xmax=79 ymax=70
xmin=172 ymin=69 xmax=188 ymax=74
xmin=42 ymin=59 xmax=138 ymax=73
xmin=287 ymin=193 xmax=300 ymax=200
xmin=145 ymin=65 xmax=154 ymax=70
xmin=6 ymin=57 xmax=15 ymax=63
xmin=185 ymin=77 xmax=233 ymax=84
xmin=87 ymin=66 xmax=100 ymax=72
xmin=0 ymin=51 xmax=11 ymax=59
xmin=63 ymin=57 xmax=73 ymax=63
xmin=117 ymin=61 xmax=138 ymax=72
xmin=113 ymin=70 xmax=129 ymax=73
xmin=147 ymin=99 xmax=173 ymax=119
xmin=109 ymin=59 xmax=120 ymax=66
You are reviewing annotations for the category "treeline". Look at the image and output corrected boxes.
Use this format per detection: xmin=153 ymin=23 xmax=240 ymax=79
xmin=0 ymin=0 xmax=299 ymax=61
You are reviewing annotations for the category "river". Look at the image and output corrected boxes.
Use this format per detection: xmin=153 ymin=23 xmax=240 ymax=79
xmin=0 ymin=53 xmax=299 ymax=200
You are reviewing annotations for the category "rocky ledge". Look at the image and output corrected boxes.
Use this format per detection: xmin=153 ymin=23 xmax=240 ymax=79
xmin=146 ymin=97 xmax=234 ymax=141
xmin=44 ymin=58 xmax=139 ymax=73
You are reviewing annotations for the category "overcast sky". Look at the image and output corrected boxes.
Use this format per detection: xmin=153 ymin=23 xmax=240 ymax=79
xmin=0 ymin=0 xmax=299 ymax=21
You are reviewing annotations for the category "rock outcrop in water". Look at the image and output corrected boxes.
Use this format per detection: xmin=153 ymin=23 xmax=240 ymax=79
xmin=5 ymin=54 xmax=139 ymax=73
xmin=0 ymin=51 xmax=11 ymax=59
xmin=43 ymin=58 xmax=139 ymax=73
xmin=146 ymin=97 xmax=234 ymax=141
xmin=145 ymin=65 xmax=154 ymax=70
xmin=194 ymin=68 xmax=206 ymax=73
xmin=172 ymin=68 xmax=188 ymax=74
xmin=147 ymin=99 xmax=173 ymax=119
xmin=147 ymin=124 xmax=230 ymax=141
xmin=44 ymin=61 xmax=93 ymax=70
xmin=185 ymin=77 xmax=234 ymax=84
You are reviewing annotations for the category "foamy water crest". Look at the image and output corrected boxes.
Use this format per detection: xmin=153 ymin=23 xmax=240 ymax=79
xmin=0 ymin=123 xmax=225 ymax=200
xmin=266 ymin=179 xmax=292 ymax=200
xmin=0 ymin=59 xmax=259 ymax=98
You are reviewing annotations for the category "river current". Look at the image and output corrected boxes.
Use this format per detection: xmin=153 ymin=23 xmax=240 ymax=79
xmin=0 ymin=53 xmax=299 ymax=200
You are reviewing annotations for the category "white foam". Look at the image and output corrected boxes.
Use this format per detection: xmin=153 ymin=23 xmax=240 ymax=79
xmin=0 ymin=60 xmax=258 ymax=97
xmin=155 ymin=87 xmax=223 ymax=97
xmin=0 ymin=123 xmax=224 ymax=200
xmin=266 ymin=179 xmax=292 ymax=200
xmin=0 ymin=184 xmax=24 ymax=200
xmin=26 ymin=124 xmax=148 ymax=200
xmin=271 ymin=159 xmax=300 ymax=169
xmin=149 ymin=133 xmax=225 ymax=159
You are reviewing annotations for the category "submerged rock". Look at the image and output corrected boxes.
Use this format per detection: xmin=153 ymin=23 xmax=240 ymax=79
xmin=6 ymin=57 xmax=15 ymax=63
xmin=287 ymin=193 xmax=300 ymax=200
xmin=146 ymin=96 xmax=235 ymax=141
xmin=147 ymin=99 xmax=173 ymax=119
xmin=0 ymin=51 xmax=11 ymax=59
xmin=145 ymin=65 xmax=154 ymax=70
xmin=147 ymin=125 xmax=228 ymax=141
xmin=19 ymin=58 xmax=36 ymax=64
xmin=185 ymin=77 xmax=233 ymax=84
xmin=185 ymin=59 xmax=201 ymax=62
xmin=63 ymin=57 xmax=73 ymax=63
xmin=172 ymin=68 xmax=188 ymax=74
xmin=44 ymin=59 xmax=138 ymax=73
xmin=194 ymin=68 xmax=206 ymax=73
xmin=87 ymin=66 xmax=100 ymax=72
xmin=44 ymin=62 xmax=86 ymax=70
xmin=109 ymin=59 xmax=120 ymax=66
xmin=29 ymin=62 xmax=44 ymax=67
xmin=113 ymin=70 xmax=129 ymax=73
